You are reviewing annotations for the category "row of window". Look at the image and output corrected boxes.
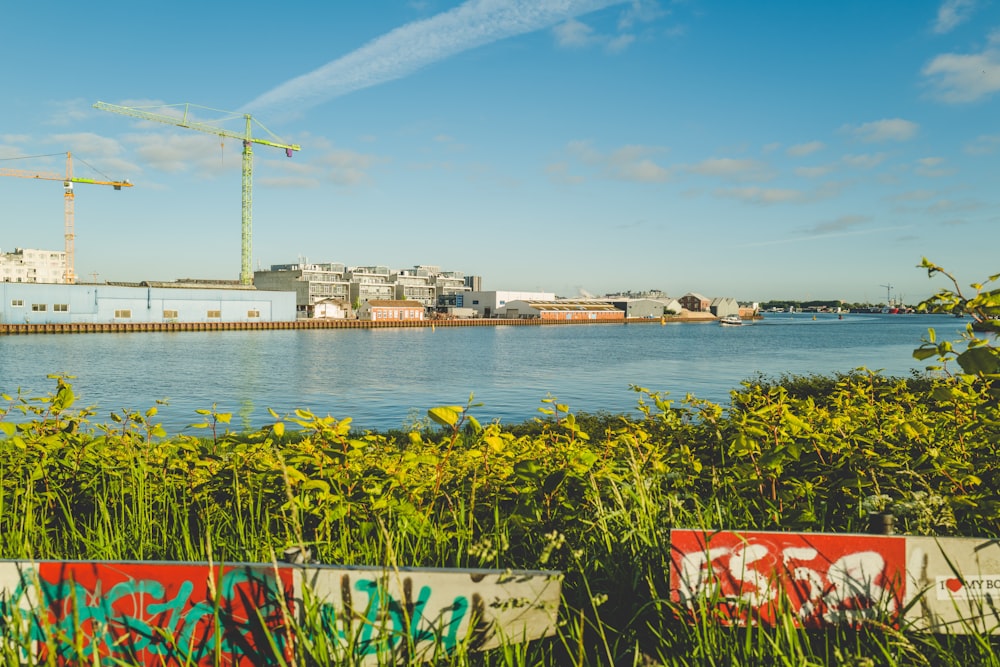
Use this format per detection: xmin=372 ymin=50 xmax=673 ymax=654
xmin=11 ymin=300 xmax=260 ymax=319
xmin=10 ymin=301 xmax=70 ymax=312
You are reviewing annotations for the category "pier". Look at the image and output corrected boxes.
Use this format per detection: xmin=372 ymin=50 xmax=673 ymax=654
xmin=0 ymin=316 xmax=706 ymax=335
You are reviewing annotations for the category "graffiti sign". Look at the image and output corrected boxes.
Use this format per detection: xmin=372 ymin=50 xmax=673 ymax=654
xmin=0 ymin=560 xmax=561 ymax=665
xmin=0 ymin=562 xmax=294 ymax=665
xmin=670 ymin=530 xmax=906 ymax=627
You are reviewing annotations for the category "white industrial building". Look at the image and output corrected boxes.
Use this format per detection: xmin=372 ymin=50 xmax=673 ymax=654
xmin=0 ymin=282 xmax=296 ymax=325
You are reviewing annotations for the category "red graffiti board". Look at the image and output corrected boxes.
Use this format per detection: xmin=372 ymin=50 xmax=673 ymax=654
xmin=670 ymin=530 xmax=906 ymax=627
xmin=3 ymin=561 xmax=295 ymax=666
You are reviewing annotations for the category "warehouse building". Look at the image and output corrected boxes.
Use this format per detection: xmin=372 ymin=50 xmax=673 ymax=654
xmin=0 ymin=282 xmax=296 ymax=325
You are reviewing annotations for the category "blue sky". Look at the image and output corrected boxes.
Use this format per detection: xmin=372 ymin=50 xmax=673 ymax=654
xmin=2 ymin=0 xmax=998 ymax=304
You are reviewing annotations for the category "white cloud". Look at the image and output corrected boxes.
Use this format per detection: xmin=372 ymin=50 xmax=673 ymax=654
xmin=932 ymin=0 xmax=978 ymax=34
xmin=606 ymin=33 xmax=636 ymax=52
xmin=245 ymin=0 xmax=628 ymax=114
xmin=554 ymin=18 xmax=598 ymax=47
xmin=794 ymin=165 xmax=834 ymax=178
xmin=923 ymin=31 xmax=1000 ymax=103
xmin=841 ymin=153 xmax=887 ymax=169
xmin=844 ymin=119 xmax=919 ymax=143
xmin=617 ymin=0 xmax=667 ymax=30
xmin=715 ymin=186 xmax=804 ymax=205
xmin=786 ymin=141 xmax=824 ymax=157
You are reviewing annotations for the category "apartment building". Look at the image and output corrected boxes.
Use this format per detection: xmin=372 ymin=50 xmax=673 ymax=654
xmin=0 ymin=248 xmax=67 ymax=284
xmin=253 ymin=263 xmax=351 ymax=317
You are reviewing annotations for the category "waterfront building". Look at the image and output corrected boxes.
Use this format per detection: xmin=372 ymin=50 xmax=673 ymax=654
xmin=0 ymin=282 xmax=295 ymax=325
xmin=392 ymin=267 xmax=436 ymax=307
xmin=0 ymin=247 xmax=66 ymax=284
xmin=254 ymin=263 xmax=350 ymax=318
xmin=347 ymin=266 xmax=395 ymax=306
xmin=435 ymin=271 xmax=469 ymax=298
xmin=255 ymin=262 xmax=472 ymax=318
xmin=464 ymin=275 xmax=483 ymax=291
xmin=499 ymin=299 xmax=625 ymax=321
xmin=709 ymin=297 xmax=740 ymax=318
xmin=608 ymin=298 xmax=671 ymax=319
xmin=679 ymin=292 xmax=712 ymax=312
xmin=357 ymin=300 xmax=426 ymax=322
xmin=313 ymin=298 xmax=352 ymax=319
xmin=463 ymin=290 xmax=556 ymax=318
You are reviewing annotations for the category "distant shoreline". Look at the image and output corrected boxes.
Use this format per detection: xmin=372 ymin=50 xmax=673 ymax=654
xmin=0 ymin=314 xmax=720 ymax=336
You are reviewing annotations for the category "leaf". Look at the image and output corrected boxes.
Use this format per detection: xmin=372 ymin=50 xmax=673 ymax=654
xmin=428 ymin=406 xmax=461 ymax=428
xmin=272 ymin=421 xmax=285 ymax=438
xmin=513 ymin=460 xmax=542 ymax=483
xmin=957 ymin=347 xmax=1000 ymax=375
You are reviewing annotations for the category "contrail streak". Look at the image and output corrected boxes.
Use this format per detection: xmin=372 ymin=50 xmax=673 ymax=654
xmin=245 ymin=0 xmax=625 ymax=114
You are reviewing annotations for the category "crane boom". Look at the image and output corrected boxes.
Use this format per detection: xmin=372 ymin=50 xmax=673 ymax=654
xmin=0 ymin=152 xmax=132 ymax=283
xmin=94 ymin=101 xmax=300 ymax=285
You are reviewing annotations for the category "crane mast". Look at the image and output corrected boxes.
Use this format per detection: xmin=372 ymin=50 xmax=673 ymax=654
xmin=94 ymin=102 xmax=300 ymax=285
xmin=0 ymin=152 xmax=132 ymax=283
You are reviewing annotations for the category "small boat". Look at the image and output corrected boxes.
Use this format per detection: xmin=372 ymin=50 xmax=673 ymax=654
xmin=718 ymin=314 xmax=744 ymax=326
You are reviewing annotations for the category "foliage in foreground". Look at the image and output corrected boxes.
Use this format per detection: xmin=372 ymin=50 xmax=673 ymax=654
xmin=0 ymin=259 xmax=998 ymax=666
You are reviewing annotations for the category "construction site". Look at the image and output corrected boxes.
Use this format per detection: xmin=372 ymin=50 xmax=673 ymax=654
xmin=0 ymin=103 xmax=301 ymax=326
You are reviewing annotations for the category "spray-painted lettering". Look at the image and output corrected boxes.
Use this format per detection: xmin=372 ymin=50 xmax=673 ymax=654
xmin=670 ymin=530 xmax=906 ymax=627
xmin=0 ymin=563 xmax=293 ymax=666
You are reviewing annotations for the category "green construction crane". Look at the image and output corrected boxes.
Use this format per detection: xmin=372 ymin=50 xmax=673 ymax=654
xmin=94 ymin=101 xmax=300 ymax=285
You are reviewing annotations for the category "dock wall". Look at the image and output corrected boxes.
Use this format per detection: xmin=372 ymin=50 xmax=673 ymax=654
xmin=0 ymin=316 xmax=706 ymax=335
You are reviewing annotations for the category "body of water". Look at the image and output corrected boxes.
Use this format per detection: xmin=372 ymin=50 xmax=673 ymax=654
xmin=0 ymin=313 xmax=969 ymax=433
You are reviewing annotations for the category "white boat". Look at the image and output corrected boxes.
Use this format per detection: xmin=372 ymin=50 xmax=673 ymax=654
xmin=718 ymin=314 xmax=744 ymax=326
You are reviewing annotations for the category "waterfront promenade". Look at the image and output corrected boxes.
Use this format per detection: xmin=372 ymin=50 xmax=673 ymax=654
xmin=0 ymin=313 xmax=718 ymax=335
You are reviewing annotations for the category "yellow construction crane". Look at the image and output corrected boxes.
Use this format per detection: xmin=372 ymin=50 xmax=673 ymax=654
xmin=0 ymin=152 xmax=133 ymax=284
xmin=93 ymin=101 xmax=300 ymax=286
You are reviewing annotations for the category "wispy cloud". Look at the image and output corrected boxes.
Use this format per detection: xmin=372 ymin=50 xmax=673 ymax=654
xmin=245 ymin=0 xmax=627 ymax=114
xmin=923 ymin=29 xmax=1000 ymax=103
xmin=806 ymin=214 xmax=870 ymax=235
xmin=687 ymin=157 xmax=774 ymax=182
xmin=932 ymin=0 xmax=979 ymax=34
xmin=715 ymin=186 xmax=805 ymax=205
xmin=843 ymin=119 xmax=919 ymax=143
xmin=964 ymin=133 xmax=1000 ymax=154
xmin=558 ymin=140 xmax=670 ymax=182
xmin=745 ymin=223 xmax=906 ymax=248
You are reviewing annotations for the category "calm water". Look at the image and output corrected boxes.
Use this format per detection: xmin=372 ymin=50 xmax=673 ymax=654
xmin=0 ymin=314 xmax=968 ymax=433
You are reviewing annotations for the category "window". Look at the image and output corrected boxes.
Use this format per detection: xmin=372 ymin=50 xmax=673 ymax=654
xmin=207 ymin=310 xmax=221 ymax=318
xmin=114 ymin=309 xmax=131 ymax=318
xmin=163 ymin=310 xmax=178 ymax=319
xmin=10 ymin=299 xmax=23 ymax=308
xmin=53 ymin=304 xmax=69 ymax=312
xmin=247 ymin=310 xmax=260 ymax=318
xmin=31 ymin=303 xmax=46 ymax=312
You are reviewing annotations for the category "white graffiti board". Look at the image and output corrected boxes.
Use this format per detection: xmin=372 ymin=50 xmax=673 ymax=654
xmin=299 ymin=566 xmax=563 ymax=662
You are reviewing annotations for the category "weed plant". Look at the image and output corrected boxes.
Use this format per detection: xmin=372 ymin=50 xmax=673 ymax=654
xmin=1 ymin=365 xmax=999 ymax=665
